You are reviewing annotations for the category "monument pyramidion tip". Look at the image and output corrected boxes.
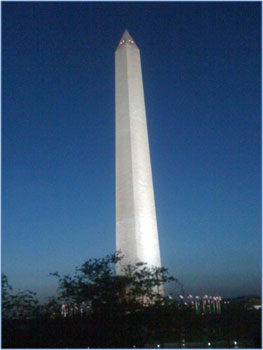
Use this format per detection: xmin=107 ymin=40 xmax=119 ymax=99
xmin=117 ymin=29 xmax=138 ymax=49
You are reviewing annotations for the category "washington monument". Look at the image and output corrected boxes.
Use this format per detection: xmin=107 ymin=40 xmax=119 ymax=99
xmin=115 ymin=30 xmax=162 ymax=275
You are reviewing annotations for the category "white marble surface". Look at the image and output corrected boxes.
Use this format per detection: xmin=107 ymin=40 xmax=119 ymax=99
xmin=115 ymin=30 xmax=162 ymax=276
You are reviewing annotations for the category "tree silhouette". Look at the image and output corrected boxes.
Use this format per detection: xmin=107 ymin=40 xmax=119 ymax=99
xmin=2 ymin=273 xmax=39 ymax=319
xmin=50 ymin=251 xmax=175 ymax=314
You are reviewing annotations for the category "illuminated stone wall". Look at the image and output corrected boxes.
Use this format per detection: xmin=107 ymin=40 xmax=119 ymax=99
xmin=115 ymin=30 xmax=162 ymax=279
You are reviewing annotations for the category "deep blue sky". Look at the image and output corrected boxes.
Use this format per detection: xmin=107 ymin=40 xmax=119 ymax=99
xmin=2 ymin=2 xmax=261 ymax=301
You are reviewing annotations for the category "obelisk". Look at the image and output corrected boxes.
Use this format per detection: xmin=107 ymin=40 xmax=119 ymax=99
xmin=115 ymin=30 xmax=162 ymax=276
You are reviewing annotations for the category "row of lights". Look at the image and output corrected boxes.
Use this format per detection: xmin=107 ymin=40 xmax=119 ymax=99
xmin=178 ymin=294 xmax=222 ymax=314
xmin=119 ymin=39 xmax=134 ymax=45
xmin=131 ymin=340 xmax=238 ymax=348
xmin=179 ymin=294 xmax=222 ymax=300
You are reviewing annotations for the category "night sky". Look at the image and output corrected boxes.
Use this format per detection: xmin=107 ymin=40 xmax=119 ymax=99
xmin=2 ymin=2 xmax=261 ymax=302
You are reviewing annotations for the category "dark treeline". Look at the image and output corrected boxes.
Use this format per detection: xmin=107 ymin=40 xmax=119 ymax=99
xmin=2 ymin=253 xmax=261 ymax=348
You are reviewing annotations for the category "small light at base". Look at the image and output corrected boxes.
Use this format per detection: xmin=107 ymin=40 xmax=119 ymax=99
xmin=208 ymin=342 xmax=211 ymax=346
xmin=157 ymin=345 xmax=160 ymax=348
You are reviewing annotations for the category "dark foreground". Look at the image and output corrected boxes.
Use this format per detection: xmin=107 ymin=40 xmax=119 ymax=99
xmin=2 ymin=307 xmax=261 ymax=348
